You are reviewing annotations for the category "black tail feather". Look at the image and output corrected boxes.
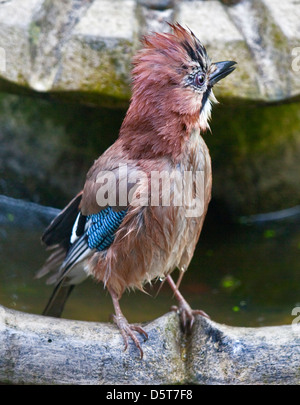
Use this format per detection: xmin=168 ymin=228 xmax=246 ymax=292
xmin=42 ymin=192 xmax=83 ymax=249
xmin=42 ymin=280 xmax=75 ymax=318
xmin=39 ymin=192 xmax=84 ymax=318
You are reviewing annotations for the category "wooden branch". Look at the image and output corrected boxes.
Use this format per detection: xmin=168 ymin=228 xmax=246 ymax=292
xmin=0 ymin=305 xmax=299 ymax=385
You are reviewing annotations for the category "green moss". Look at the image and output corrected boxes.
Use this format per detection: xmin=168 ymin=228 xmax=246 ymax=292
xmin=209 ymin=99 xmax=300 ymax=215
xmin=29 ymin=22 xmax=41 ymax=46
xmin=0 ymin=92 xmax=125 ymax=207
xmin=53 ymin=38 xmax=133 ymax=106
xmin=1 ymin=88 xmax=299 ymax=216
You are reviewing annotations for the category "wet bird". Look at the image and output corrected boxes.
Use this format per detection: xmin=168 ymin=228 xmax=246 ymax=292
xmin=37 ymin=23 xmax=236 ymax=358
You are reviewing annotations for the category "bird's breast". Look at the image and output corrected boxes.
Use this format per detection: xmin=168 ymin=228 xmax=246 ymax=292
xmin=180 ymin=127 xmax=210 ymax=172
xmin=138 ymin=127 xmax=212 ymax=282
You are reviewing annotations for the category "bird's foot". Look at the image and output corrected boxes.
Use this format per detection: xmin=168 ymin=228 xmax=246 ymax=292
xmin=166 ymin=274 xmax=209 ymax=333
xmin=170 ymin=300 xmax=209 ymax=333
xmin=111 ymin=314 xmax=148 ymax=359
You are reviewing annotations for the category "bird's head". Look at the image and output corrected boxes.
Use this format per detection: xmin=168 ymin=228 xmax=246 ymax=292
xmin=131 ymin=23 xmax=236 ymax=132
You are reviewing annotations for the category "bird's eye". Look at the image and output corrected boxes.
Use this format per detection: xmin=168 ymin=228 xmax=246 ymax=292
xmin=195 ymin=73 xmax=205 ymax=87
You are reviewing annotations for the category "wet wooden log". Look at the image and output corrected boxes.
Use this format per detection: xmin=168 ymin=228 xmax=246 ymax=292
xmin=0 ymin=304 xmax=299 ymax=385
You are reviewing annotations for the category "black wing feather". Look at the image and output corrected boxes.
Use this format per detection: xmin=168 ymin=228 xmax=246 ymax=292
xmin=42 ymin=192 xmax=83 ymax=249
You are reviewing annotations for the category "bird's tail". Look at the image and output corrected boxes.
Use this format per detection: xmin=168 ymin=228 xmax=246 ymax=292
xmin=37 ymin=192 xmax=83 ymax=318
xmin=42 ymin=280 xmax=75 ymax=318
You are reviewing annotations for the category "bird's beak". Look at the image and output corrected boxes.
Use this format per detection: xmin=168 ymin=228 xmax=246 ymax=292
xmin=209 ymin=61 xmax=237 ymax=87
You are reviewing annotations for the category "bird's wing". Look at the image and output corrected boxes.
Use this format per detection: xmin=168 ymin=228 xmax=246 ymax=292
xmin=79 ymin=155 xmax=141 ymax=215
xmin=39 ymin=134 xmax=152 ymax=285
xmin=39 ymin=204 xmax=128 ymax=286
xmin=60 ymin=206 xmax=128 ymax=276
xmin=41 ymin=192 xmax=83 ymax=249
xmin=39 ymin=155 xmax=144 ymax=284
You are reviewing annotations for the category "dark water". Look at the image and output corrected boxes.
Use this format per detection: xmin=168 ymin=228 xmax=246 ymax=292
xmin=0 ymin=197 xmax=299 ymax=328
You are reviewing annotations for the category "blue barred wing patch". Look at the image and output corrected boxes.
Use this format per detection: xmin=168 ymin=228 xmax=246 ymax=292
xmin=60 ymin=207 xmax=127 ymax=275
xmin=87 ymin=207 xmax=127 ymax=251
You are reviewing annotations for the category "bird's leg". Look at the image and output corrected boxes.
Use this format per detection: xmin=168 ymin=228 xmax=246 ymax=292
xmin=108 ymin=287 xmax=148 ymax=359
xmin=166 ymin=274 xmax=209 ymax=332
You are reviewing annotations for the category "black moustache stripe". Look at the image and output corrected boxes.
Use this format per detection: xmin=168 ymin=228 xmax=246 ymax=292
xmin=200 ymin=88 xmax=211 ymax=114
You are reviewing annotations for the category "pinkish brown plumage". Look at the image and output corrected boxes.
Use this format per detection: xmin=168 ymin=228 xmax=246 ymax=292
xmin=37 ymin=23 xmax=236 ymax=358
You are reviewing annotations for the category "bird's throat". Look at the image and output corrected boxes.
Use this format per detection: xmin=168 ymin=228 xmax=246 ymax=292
xmin=119 ymin=94 xmax=201 ymax=162
xmin=120 ymin=112 xmax=199 ymax=162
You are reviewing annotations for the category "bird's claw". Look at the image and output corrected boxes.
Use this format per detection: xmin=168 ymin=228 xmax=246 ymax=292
xmin=170 ymin=303 xmax=210 ymax=333
xmin=111 ymin=314 xmax=148 ymax=359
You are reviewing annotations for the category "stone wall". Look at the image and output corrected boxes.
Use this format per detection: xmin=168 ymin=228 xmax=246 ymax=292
xmin=0 ymin=0 xmax=299 ymax=106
